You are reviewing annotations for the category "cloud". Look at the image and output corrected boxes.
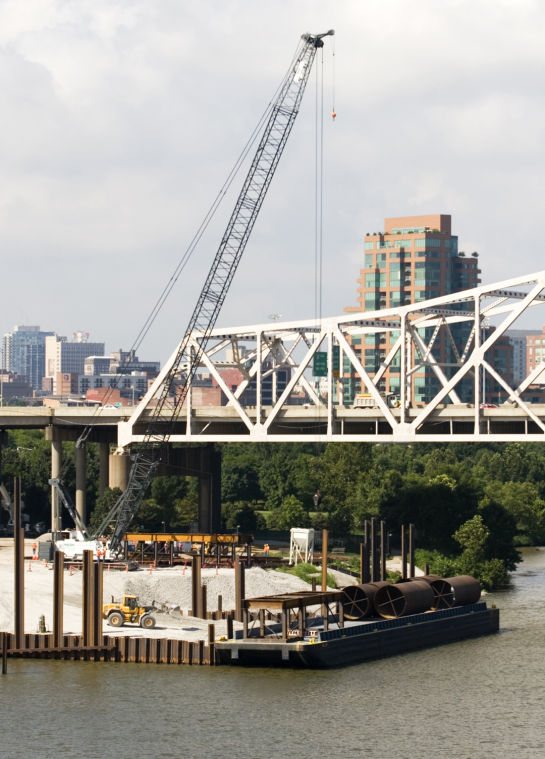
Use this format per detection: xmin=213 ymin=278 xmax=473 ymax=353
xmin=1 ymin=0 xmax=545 ymax=361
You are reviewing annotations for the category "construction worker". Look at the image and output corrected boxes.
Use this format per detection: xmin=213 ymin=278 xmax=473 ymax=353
xmin=263 ymin=543 xmax=270 ymax=556
xmin=32 ymin=541 xmax=37 ymax=558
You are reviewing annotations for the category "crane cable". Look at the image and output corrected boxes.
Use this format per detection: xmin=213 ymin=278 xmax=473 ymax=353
xmin=314 ymin=46 xmax=325 ymax=324
xmin=331 ymin=33 xmax=336 ymax=120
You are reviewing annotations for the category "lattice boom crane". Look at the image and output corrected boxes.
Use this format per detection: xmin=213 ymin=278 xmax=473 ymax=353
xmin=98 ymin=30 xmax=334 ymax=552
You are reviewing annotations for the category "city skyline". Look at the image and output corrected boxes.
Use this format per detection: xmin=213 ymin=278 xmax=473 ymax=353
xmin=2 ymin=2 xmax=545 ymax=363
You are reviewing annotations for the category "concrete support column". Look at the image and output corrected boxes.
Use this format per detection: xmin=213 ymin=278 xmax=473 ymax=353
xmin=197 ymin=445 xmax=222 ymax=533
xmin=198 ymin=475 xmax=211 ymax=534
xmin=14 ymin=477 xmax=24 ymax=649
xmin=75 ymin=443 xmax=86 ymax=527
xmin=53 ymin=550 xmax=64 ymax=648
xmin=98 ymin=442 xmax=109 ymax=496
xmin=50 ymin=431 xmax=62 ymax=536
xmin=109 ymin=450 xmax=131 ymax=491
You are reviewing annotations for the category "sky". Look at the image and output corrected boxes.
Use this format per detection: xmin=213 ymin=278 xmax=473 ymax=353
xmin=2 ymin=0 xmax=545 ymax=364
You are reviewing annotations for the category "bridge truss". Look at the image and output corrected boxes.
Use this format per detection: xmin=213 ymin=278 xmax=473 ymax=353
xmin=119 ymin=269 xmax=545 ymax=445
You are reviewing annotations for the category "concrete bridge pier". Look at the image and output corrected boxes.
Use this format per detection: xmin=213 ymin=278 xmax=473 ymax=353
xmin=46 ymin=426 xmax=114 ymax=534
xmin=109 ymin=449 xmax=130 ymax=491
xmin=198 ymin=445 xmax=222 ymax=533
xmin=159 ymin=444 xmax=222 ymax=533
xmin=49 ymin=427 xmax=62 ymax=536
xmin=98 ymin=442 xmax=109 ymax=496
xmin=75 ymin=443 xmax=87 ymax=526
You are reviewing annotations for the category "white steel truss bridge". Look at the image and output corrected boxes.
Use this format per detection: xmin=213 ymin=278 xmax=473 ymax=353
xmin=118 ymin=270 xmax=545 ymax=445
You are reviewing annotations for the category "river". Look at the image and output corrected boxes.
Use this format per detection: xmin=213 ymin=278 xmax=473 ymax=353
xmin=1 ymin=548 xmax=545 ymax=759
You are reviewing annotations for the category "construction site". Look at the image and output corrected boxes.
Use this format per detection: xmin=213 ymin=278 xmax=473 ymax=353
xmin=0 ymin=501 xmax=499 ymax=670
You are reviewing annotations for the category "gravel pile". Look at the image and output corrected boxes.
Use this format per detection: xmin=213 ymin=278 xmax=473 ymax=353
xmin=122 ymin=566 xmax=313 ymax=613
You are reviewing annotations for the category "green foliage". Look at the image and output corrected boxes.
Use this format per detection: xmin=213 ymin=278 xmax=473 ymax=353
xmin=270 ymin=494 xmax=309 ymax=530
xmin=171 ymin=492 xmax=198 ymax=530
xmin=484 ymin=480 xmax=545 ymax=544
xmin=450 ymin=514 xmax=513 ymax=589
xmin=454 ymin=514 xmax=489 ymax=558
xmin=89 ymin=487 xmax=122 ymax=532
xmin=2 ymin=430 xmax=52 ymax=521
xmin=222 ymin=501 xmax=263 ymax=532
xmin=415 ymin=523 xmax=514 ymax=591
xmin=478 ymin=497 xmax=520 ymax=571
xmin=379 ymin=475 xmax=476 ymax=553
xmin=221 ymin=449 xmax=263 ymax=503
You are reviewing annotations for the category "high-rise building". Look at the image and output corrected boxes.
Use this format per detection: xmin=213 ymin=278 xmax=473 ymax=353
xmin=2 ymin=325 xmax=55 ymax=390
xmin=45 ymin=334 xmax=105 ymax=394
xmin=506 ymin=329 xmax=542 ymax=384
xmin=344 ymin=214 xmax=481 ymax=403
xmin=526 ymin=326 xmax=545 ymax=374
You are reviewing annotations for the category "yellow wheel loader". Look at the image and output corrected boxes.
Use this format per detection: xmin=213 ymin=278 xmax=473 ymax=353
xmin=102 ymin=594 xmax=156 ymax=629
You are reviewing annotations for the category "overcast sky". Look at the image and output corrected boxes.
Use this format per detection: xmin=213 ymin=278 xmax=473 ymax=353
xmin=2 ymin=0 xmax=545 ymax=363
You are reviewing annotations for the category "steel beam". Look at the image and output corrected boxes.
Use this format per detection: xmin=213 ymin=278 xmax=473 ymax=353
xmin=13 ymin=477 xmax=24 ymax=649
xmin=235 ymin=559 xmax=245 ymax=622
xmin=191 ymin=555 xmax=202 ymax=618
xmin=117 ymin=268 xmax=545 ymax=447
xmin=53 ymin=550 xmax=64 ymax=648
xmin=322 ymin=529 xmax=328 ymax=591
xmin=93 ymin=561 xmax=103 ymax=647
xmin=82 ymin=550 xmax=94 ymax=647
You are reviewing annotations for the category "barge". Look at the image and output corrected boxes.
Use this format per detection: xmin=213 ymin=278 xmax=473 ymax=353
xmin=215 ymin=602 xmax=499 ymax=668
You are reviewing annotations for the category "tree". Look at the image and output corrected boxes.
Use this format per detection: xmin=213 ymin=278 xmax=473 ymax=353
xmin=222 ymin=501 xmax=260 ymax=532
xmin=221 ymin=452 xmax=262 ymax=503
xmin=270 ymin=495 xmax=309 ymax=530
xmin=171 ymin=493 xmax=199 ymax=530
xmin=313 ymin=443 xmax=371 ymax=513
xmin=2 ymin=430 xmax=51 ymax=523
xmin=478 ymin=497 xmax=520 ymax=571
xmin=453 ymin=514 xmax=510 ymax=590
xmin=379 ymin=474 xmax=476 ymax=554
xmin=89 ymin=487 xmax=122 ymax=533
xmin=485 ymin=480 xmax=545 ymax=544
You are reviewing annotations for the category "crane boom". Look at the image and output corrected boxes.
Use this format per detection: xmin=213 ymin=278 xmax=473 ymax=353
xmin=98 ymin=30 xmax=334 ymax=552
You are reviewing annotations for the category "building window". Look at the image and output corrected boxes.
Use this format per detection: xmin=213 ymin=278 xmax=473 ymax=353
xmin=365 ymin=272 xmax=386 ymax=287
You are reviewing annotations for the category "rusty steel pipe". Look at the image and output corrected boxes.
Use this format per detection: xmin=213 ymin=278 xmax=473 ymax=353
xmin=322 ymin=529 xmax=328 ymax=591
xmin=444 ymin=575 xmax=481 ymax=606
xmin=82 ymin=550 xmax=94 ymax=646
xmin=410 ymin=575 xmax=455 ymax=610
xmin=374 ymin=580 xmax=435 ymax=619
xmin=13 ymin=477 xmax=24 ymax=650
xmin=235 ymin=559 xmax=245 ymax=622
xmin=191 ymin=555 xmax=202 ymax=617
xmin=53 ymin=550 xmax=64 ymax=647
xmin=341 ymin=581 xmax=390 ymax=620
xmin=93 ymin=561 xmax=104 ymax=647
